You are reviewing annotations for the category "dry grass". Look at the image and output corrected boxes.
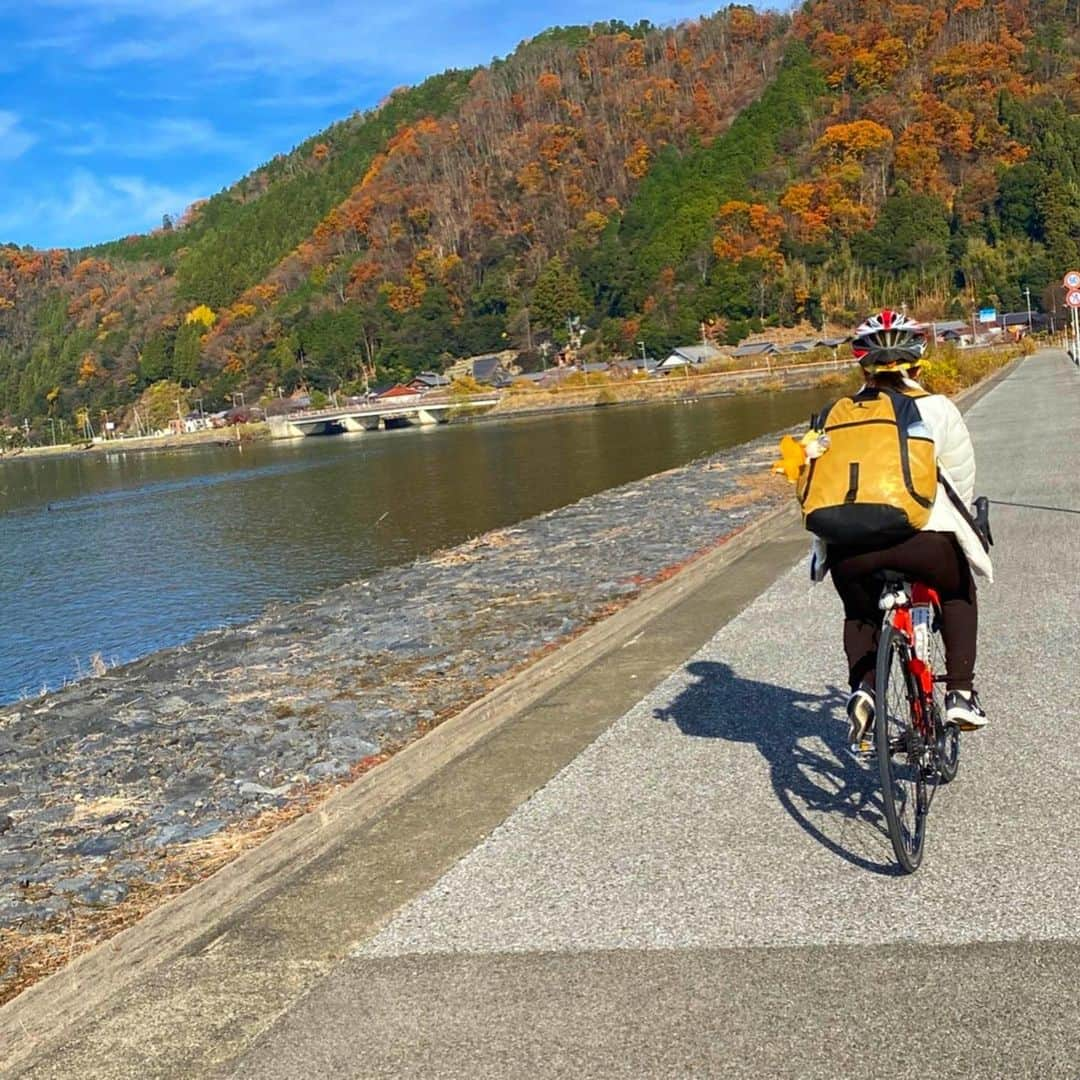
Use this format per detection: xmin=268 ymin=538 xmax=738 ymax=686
xmin=920 ymin=343 xmax=1019 ymax=395
xmin=707 ymin=471 xmax=788 ymax=511
xmin=69 ymin=795 xmax=142 ymax=824
xmin=428 ymin=527 xmax=524 ymax=567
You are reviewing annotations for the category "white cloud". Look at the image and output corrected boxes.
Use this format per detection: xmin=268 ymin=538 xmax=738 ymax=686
xmin=21 ymin=0 xmax=734 ymax=84
xmin=0 ymin=111 xmax=37 ymax=161
xmin=56 ymin=116 xmax=223 ymax=158
xmin=0 ymin=168 xmax=204 ymax=247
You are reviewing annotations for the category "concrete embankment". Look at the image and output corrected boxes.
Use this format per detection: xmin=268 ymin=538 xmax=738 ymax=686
xmin=0 ymin=426 xmax=796 ymax=1006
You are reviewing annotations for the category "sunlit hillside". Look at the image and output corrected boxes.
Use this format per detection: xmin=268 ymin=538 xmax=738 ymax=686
xmin=2 ymin=1 xmax=1078 ymax=433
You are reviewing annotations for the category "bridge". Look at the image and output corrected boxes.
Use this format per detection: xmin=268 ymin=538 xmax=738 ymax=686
xmin=267 ymin=392 xmax=500 ymax=438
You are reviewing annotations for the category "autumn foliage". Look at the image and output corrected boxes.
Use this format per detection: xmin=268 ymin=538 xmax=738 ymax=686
xmin=2 ymin=1 xmax=1080 ymax=432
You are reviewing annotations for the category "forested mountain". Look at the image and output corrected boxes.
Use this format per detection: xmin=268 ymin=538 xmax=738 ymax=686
xmin=2 ymin=1 xmax=1079 ymax=432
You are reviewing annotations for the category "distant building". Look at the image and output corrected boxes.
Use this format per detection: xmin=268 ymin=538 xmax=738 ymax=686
xmin=930 ymin=320 xmax=970 ymax=342
xmin=731 ymin=342 xmax=779 ymax=359
xmin=610 ymin=357 xmax=658 ymax=377
xmin=1000 ymin=312 xmax=1046 ymax=334
xmin=375 ymin=384 xmax=422 ymax=402
xmin=657 ymin=343 xmax=725 ymax=372
xmin=470 ymin=355 xmax=514 ymax=387
xmin=409 ymin=371 xmax=451 ymax=390
xmin=446 ymin=350 xmax=520 ymax=384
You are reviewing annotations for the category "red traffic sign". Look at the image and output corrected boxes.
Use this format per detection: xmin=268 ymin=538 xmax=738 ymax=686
xmin=1064 ymin=270 xmax=1080 ymax=289
xmin=1067 ymin=289 xmax=1080 ymax=308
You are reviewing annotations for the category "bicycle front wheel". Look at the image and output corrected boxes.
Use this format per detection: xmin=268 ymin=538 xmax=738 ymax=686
xmin=875 ymin=622 xmax=927 ymax=873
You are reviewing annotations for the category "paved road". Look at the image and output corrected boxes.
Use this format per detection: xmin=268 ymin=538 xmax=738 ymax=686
xmin=234 ymin=351 xmax=1080 ymax=1077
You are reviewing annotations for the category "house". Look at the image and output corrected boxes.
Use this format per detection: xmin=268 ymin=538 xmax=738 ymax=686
xmin=446 ymin=350 xmax=520 ymax=384
xmin=929 ymin=320 xmax=969 ymax=342
xmin=731 ymin=342 xmax=779 ymax=359
xmin=658 ymin=343 xmax=724 ymax=372
xmin=525 ymin=367 xmax=578 ymax=388
xmin=266 ymin=393 xmax=311 ymax=417
xmin=409 ymin=371 xmax=451 ymax=391
xmin=1000 ymin=312 xmax=1047 ymax=334
xmin=375 ymin=384 xmax=422 ymax=403
xmin=610 ymin=357 xmax=658 ymax=377
xmin=471 ymin=355 xmax=513 ymax=387
xmin=785 ymin=339 xmax=823 ymax=353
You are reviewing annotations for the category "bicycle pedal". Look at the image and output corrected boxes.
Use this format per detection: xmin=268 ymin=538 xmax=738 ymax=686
xmin=849 ymin=738 xmax=875 ymax=756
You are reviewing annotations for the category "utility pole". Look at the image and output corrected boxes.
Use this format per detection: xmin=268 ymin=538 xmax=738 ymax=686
xmin=1024 ymin=286 xmax=1032 ymax=334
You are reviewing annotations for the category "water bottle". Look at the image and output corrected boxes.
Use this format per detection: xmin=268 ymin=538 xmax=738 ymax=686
xmin=912 ymin=604 xmax=931 ymax=661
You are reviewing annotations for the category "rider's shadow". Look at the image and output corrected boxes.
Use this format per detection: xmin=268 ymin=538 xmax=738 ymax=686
xmin=654 ymin=660 xmax=901 ymax=876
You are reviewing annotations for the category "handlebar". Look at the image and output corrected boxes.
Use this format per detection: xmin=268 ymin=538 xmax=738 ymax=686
xmin=973 ymin=495 xmax=994 ymax=548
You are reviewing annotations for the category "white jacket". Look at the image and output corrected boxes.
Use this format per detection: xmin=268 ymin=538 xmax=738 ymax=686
xmin=810 ymin=382 xmax=993 ymax=583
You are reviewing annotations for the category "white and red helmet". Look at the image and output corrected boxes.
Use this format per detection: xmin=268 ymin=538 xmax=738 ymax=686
xmin=851 ymin=309 xmax=926 ymax=369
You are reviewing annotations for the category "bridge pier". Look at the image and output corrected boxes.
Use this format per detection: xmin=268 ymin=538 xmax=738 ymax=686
xmin=340 ymin=415 xmax=381 ymax=432
xmin=267 ymin=416 xmax=307 ymax=439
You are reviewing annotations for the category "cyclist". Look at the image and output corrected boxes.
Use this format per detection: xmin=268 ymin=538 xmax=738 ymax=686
xmin=807 ymin=311 xmax=993 ymax=744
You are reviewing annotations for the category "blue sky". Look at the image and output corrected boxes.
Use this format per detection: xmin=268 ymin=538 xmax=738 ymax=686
xmin=1 ymin=1 xmax=792 ymax=250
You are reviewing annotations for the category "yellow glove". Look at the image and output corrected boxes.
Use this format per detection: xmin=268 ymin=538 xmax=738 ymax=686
xmin=772 ymin=435 xmax=805 ymax=482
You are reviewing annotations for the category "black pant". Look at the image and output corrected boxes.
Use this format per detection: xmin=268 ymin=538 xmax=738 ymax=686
xmin=829 ymin=531 xmax=977 ymax=692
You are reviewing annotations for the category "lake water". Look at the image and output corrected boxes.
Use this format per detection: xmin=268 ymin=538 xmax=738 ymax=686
xmin=0 ymin=390 xmax=827 ymax=704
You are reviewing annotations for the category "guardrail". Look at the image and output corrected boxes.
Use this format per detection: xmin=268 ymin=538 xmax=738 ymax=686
xmin=281 ymin=393 xmax=499 ymax=421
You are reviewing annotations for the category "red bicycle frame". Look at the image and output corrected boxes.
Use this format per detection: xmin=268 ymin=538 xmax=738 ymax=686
xmin=887 ymin=581 xmax=941 ymax=737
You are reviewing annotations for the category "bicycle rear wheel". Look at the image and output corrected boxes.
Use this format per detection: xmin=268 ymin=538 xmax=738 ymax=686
xmin=875 ymin=622 xmax=927 ymax=873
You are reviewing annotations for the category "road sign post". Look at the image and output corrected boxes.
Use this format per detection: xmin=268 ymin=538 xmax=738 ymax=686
xmin=1065 ymin=274 xmax=1080 ymax=365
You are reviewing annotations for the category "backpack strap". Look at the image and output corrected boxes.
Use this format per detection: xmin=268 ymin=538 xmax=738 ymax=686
xmin=810 ymin=401 xmax=835 ymax=430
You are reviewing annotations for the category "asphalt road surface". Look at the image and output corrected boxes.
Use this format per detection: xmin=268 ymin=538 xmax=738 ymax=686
xmin=232 ymin=351 xmax=1080 ymax=1077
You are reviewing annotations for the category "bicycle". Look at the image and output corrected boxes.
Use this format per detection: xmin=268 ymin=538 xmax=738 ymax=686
xmin=859 ymin=497 xmax=991 ymax=873
xmin=866 ymin=570 xmax=960 ymax=873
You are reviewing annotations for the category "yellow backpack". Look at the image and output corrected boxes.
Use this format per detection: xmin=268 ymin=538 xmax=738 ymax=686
xmin=797 ymin=387 xmax=937 ymax=545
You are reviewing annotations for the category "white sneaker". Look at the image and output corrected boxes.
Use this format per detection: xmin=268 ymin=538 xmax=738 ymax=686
xmin=846 ymin=687 xmax=875 ymax=745
xmin=946 ymin=689 xmax=987 ymax=730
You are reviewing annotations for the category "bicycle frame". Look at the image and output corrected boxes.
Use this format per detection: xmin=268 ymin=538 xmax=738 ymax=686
xmin=875 ymin=576 xmax=959 ymax=872
xmin=883 ymin=581 xmax=941 ymax=740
